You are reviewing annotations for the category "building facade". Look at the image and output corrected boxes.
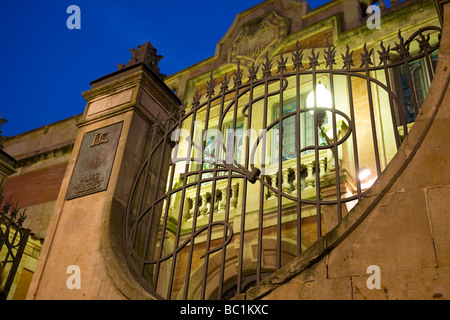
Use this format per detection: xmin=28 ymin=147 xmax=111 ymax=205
xmin=1 ymin=0 xmax=448 ymax=300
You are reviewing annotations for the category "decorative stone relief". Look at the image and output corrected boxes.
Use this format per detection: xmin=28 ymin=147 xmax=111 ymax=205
xmin=229 ymin=11 xmax=290 ymax=67
xmin=118 ymin=41 xmax=166 ymax=80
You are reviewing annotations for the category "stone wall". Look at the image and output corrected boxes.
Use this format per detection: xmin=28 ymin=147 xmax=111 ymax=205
xmin=242 ymin=2 xmax=450 ymax=300
xmin=2 ymin=114 xmax=81 ymax=238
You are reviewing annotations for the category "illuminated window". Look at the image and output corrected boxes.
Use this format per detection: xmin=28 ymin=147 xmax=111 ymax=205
xmin=397 ymin=49 xmax=439 ymax=123
xmin=271 ymin=96 xmax=327 ymax=164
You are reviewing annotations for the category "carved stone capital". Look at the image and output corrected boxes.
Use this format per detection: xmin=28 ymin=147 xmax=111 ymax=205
xmin=118 ymin=42 xmax=166 ymax=80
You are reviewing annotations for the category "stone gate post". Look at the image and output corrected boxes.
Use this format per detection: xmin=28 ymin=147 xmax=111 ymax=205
xmin=26 ymin=43 xmax=180 ymax=300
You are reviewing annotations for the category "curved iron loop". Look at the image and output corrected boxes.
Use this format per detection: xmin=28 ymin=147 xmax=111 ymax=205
xmin=131 ymin=221 xmax=234 ymax=265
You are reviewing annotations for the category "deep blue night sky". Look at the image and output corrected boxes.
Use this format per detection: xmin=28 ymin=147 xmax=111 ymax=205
xmin=1 ymin=0 xmax=342 ymax=137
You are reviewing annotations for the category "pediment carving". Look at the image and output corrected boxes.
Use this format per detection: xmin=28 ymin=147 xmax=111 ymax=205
xmin=228 ymin=11 xmax=290 ymax=67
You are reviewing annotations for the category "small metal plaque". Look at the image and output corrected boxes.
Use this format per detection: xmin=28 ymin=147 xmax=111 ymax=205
xmin=66 ymin=122 xmax=123 ymax=200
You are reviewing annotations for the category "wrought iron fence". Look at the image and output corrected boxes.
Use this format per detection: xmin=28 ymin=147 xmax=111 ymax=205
xmin=0 ymin=195 xmax=30 ymax=299
xmin=124 ymin=26 xmax=441 ymax=300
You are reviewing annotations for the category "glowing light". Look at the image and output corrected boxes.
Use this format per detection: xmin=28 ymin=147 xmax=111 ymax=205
xmin=359 ymin=167 xmax=371 ymax=181
xmin=306 ymin=83 xmax=332 ymax=114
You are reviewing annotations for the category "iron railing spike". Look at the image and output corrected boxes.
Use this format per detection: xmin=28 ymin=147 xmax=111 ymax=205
xmin=206 ymin=72 xmax=216 ymax=99
xmin=234 ymin=61 xmax=243 ymax=87
xmin=249 ymin=62 xmax=259 ymax=81
xmin=341 ymin=44 xmax=354 ymax=69
xmin=360 ymin=43 xmax=374 ymax=68
xmin=378 ymin=41 xmax=392 ymax=65
xmin=220 ymin=73 xmax=230 ymax=93
xmin=292 ymin=40 xmax=304 ymax=71
xmin=277 ymin=53 xmax=288 ymax=74
xmin=324 ymin=39 xmax=336 ymax=68
xmin=262 ymin=53 xmax=272 ymax=77
xmin=308 ymin=48 xmax=320 ymax=70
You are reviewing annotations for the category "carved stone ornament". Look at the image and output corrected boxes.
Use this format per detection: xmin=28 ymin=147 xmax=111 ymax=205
xmin=73 ymin=173 xmax=105 ymax=196
xmin=229 ymin=11 xmax=290 ymax=67
xmin=118 ymin=41 xmax=167 ymax=80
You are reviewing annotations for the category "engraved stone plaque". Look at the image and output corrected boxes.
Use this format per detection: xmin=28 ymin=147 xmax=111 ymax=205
xmin=66 ymin=122 xmax=123 ymax=200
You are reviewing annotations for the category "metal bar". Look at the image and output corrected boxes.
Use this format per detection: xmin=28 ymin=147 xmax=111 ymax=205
xmin=215 ymin=92 xmax=228 ymax=300
xmin=3 ymin=229 xmax=30 ymax=298
xmin=179 ymin=96 xmax=223 ymax=299
xmin=2 ymin=225 xmax=20 ymax=273
xmin=312 ymin=62 xmax=322 ymax=239
xmin=236 ymin=77 xmax=254 ymax=298
xmin=181 ymin=162 xmax=203 ymax=299
xmin=152 ymin=121 xmax=177 ymax=294
xmin=382 ymin=60 xmax=402 ymax=151
xmin=130 ymin=125 xmax=159 ymax=251
xmin=403 ymin=58 xmax=420 ymax=120
xmin=365 ymin=59 xmax=382 ymax=177
xmin=295 ymin=71 xmax=302 ymax=255
xmin=140 ymin=123 xmax=170 ymax=279
xmin=256 ymin=78 xmax=269 ymax=286
xmin=166 ymin=105 xmax=199 ymax=300
xmin=154 ymin=157 xmax=176 ymax=294
xmin=277 ymin=72 xmax=283 ymax=270
xmin=328 ymin=53 xmax=342 ymax=222
xmin=197 ymin=77 xmax=228 ymax=300
xmin=398 ymin=71 xmax=410 ymax=138
xmin=423 ymin=45 xmax=435 ymax=87
xmin=200 ymin=81 xmax=217 ymax=300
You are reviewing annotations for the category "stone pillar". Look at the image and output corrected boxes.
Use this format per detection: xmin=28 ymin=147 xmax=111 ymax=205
xmin=26 ymin=43 xmax=180 ymax=300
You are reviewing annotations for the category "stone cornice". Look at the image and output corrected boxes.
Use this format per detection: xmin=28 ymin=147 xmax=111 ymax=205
xmin=14 ymin=142 xmax=74 ymax=168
